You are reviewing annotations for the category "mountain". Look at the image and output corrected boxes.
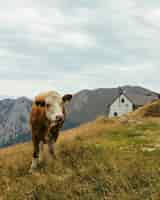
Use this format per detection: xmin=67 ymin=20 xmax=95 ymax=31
xmin=64 ymin=85 xmax=159 ymax=128
xmin=0 ymin=97 xmax=32 ymax=147
xmin=0 ymin=95 xmax=17 ymax=100
xmin=0 ymin=85 xmax=159 ymax=147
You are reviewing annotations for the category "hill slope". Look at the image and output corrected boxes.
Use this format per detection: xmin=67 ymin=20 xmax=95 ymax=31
xmin=129 ymin=100 xmax=160 ymax=118
xmin=0 ymin=112 xmax=160 ymax=199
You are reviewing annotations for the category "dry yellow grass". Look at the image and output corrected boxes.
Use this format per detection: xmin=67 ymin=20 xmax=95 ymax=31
xmin=0 ymin=103 xmax=160 ymax=199
xmin=129 ymin=100 xmax=160 ymax=118
xmin=60 ymin=116 xmax=118 ymax=142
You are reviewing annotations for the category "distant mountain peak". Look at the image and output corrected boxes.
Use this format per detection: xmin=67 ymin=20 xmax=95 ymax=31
xmin=0 ymin=95 xmax=17 ymax=101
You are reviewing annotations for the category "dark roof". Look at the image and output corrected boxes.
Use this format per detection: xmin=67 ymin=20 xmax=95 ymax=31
xmin=110 ymin=92 xmax=158 ymax=107
xmin=125 ymin=93 xmax=158 ymax=106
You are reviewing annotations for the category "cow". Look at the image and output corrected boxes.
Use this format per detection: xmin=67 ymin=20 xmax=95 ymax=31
xmin=29 ymin=91 xmax=72 ymax=171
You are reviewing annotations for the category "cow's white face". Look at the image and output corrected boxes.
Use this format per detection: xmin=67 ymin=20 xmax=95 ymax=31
xmin=45 ymin=92 xmax=72 ymax=126
xmin=45 ymin=94 xmax=63 ymax=123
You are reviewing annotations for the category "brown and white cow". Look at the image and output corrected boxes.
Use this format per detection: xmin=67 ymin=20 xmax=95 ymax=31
xmin=29 ymin=91 xmax=72 ymax=171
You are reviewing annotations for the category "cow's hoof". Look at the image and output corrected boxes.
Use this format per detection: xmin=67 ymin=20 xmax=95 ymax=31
xmin=39 ymin=155 xmax=44 ymax=163
xmin=29 ymin=166 xmax=39 ymax=174
xmin=29 ymin=168 xmax=35 ymax=174
xmin=29 ymin=158 xmax=39 ymax=173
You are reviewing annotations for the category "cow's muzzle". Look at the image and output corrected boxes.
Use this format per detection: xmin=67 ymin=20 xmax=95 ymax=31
xmin=50 ymin=117 xmax=64 ymax=130
xmin=55 ymin=115 xmax=64 ymax=123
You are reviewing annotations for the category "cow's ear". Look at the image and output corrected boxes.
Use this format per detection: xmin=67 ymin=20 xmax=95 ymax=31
xmin=62 ymin=94 xmax=72 ymax=102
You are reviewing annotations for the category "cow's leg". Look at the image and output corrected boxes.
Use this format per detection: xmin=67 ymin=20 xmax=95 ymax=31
xmin=48 ymin=140 xmax=56 ymax=159
xmin=30 ymin=138 xmax=40 ymax=171
xmin=54 ymin=131 xmax=59 ymax=143
xmin=48 ymin=131 xmax=59 ymax=159
xmin=39 ymin=141 xmax=44 ymax=162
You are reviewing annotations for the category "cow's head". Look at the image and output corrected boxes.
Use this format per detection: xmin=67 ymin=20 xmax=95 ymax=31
xmin=35 ymin=91 xmax=72 ymax=127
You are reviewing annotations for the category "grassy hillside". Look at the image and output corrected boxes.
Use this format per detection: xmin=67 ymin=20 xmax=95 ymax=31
xmin=1 ymin=102 xmax=160 ymax=199
xmin=130 ymin=100 xmax=160 ymax=118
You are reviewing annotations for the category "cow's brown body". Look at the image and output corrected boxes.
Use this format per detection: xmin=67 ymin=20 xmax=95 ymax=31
xmin=29 ymin=91 xmax=72 ymax=171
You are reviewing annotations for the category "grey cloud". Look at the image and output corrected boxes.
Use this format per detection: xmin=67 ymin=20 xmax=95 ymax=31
xmin=0 ymin=0 xmax=159 ymax=93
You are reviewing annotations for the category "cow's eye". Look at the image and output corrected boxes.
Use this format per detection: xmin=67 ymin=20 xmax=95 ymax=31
xmin=41 ymin=101 xmax=45 ymax=107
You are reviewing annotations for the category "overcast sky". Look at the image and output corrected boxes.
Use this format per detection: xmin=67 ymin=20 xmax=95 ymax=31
xmin=0 ymin=0 xmax=159 ymax=97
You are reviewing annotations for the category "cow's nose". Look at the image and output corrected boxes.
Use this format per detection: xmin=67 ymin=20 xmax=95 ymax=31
xmin=56 ymin=115 xmax=64 ymax=122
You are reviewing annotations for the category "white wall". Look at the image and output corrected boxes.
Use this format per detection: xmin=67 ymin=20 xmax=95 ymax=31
xmin=109 ymin=94 xmax=133 ymax=117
